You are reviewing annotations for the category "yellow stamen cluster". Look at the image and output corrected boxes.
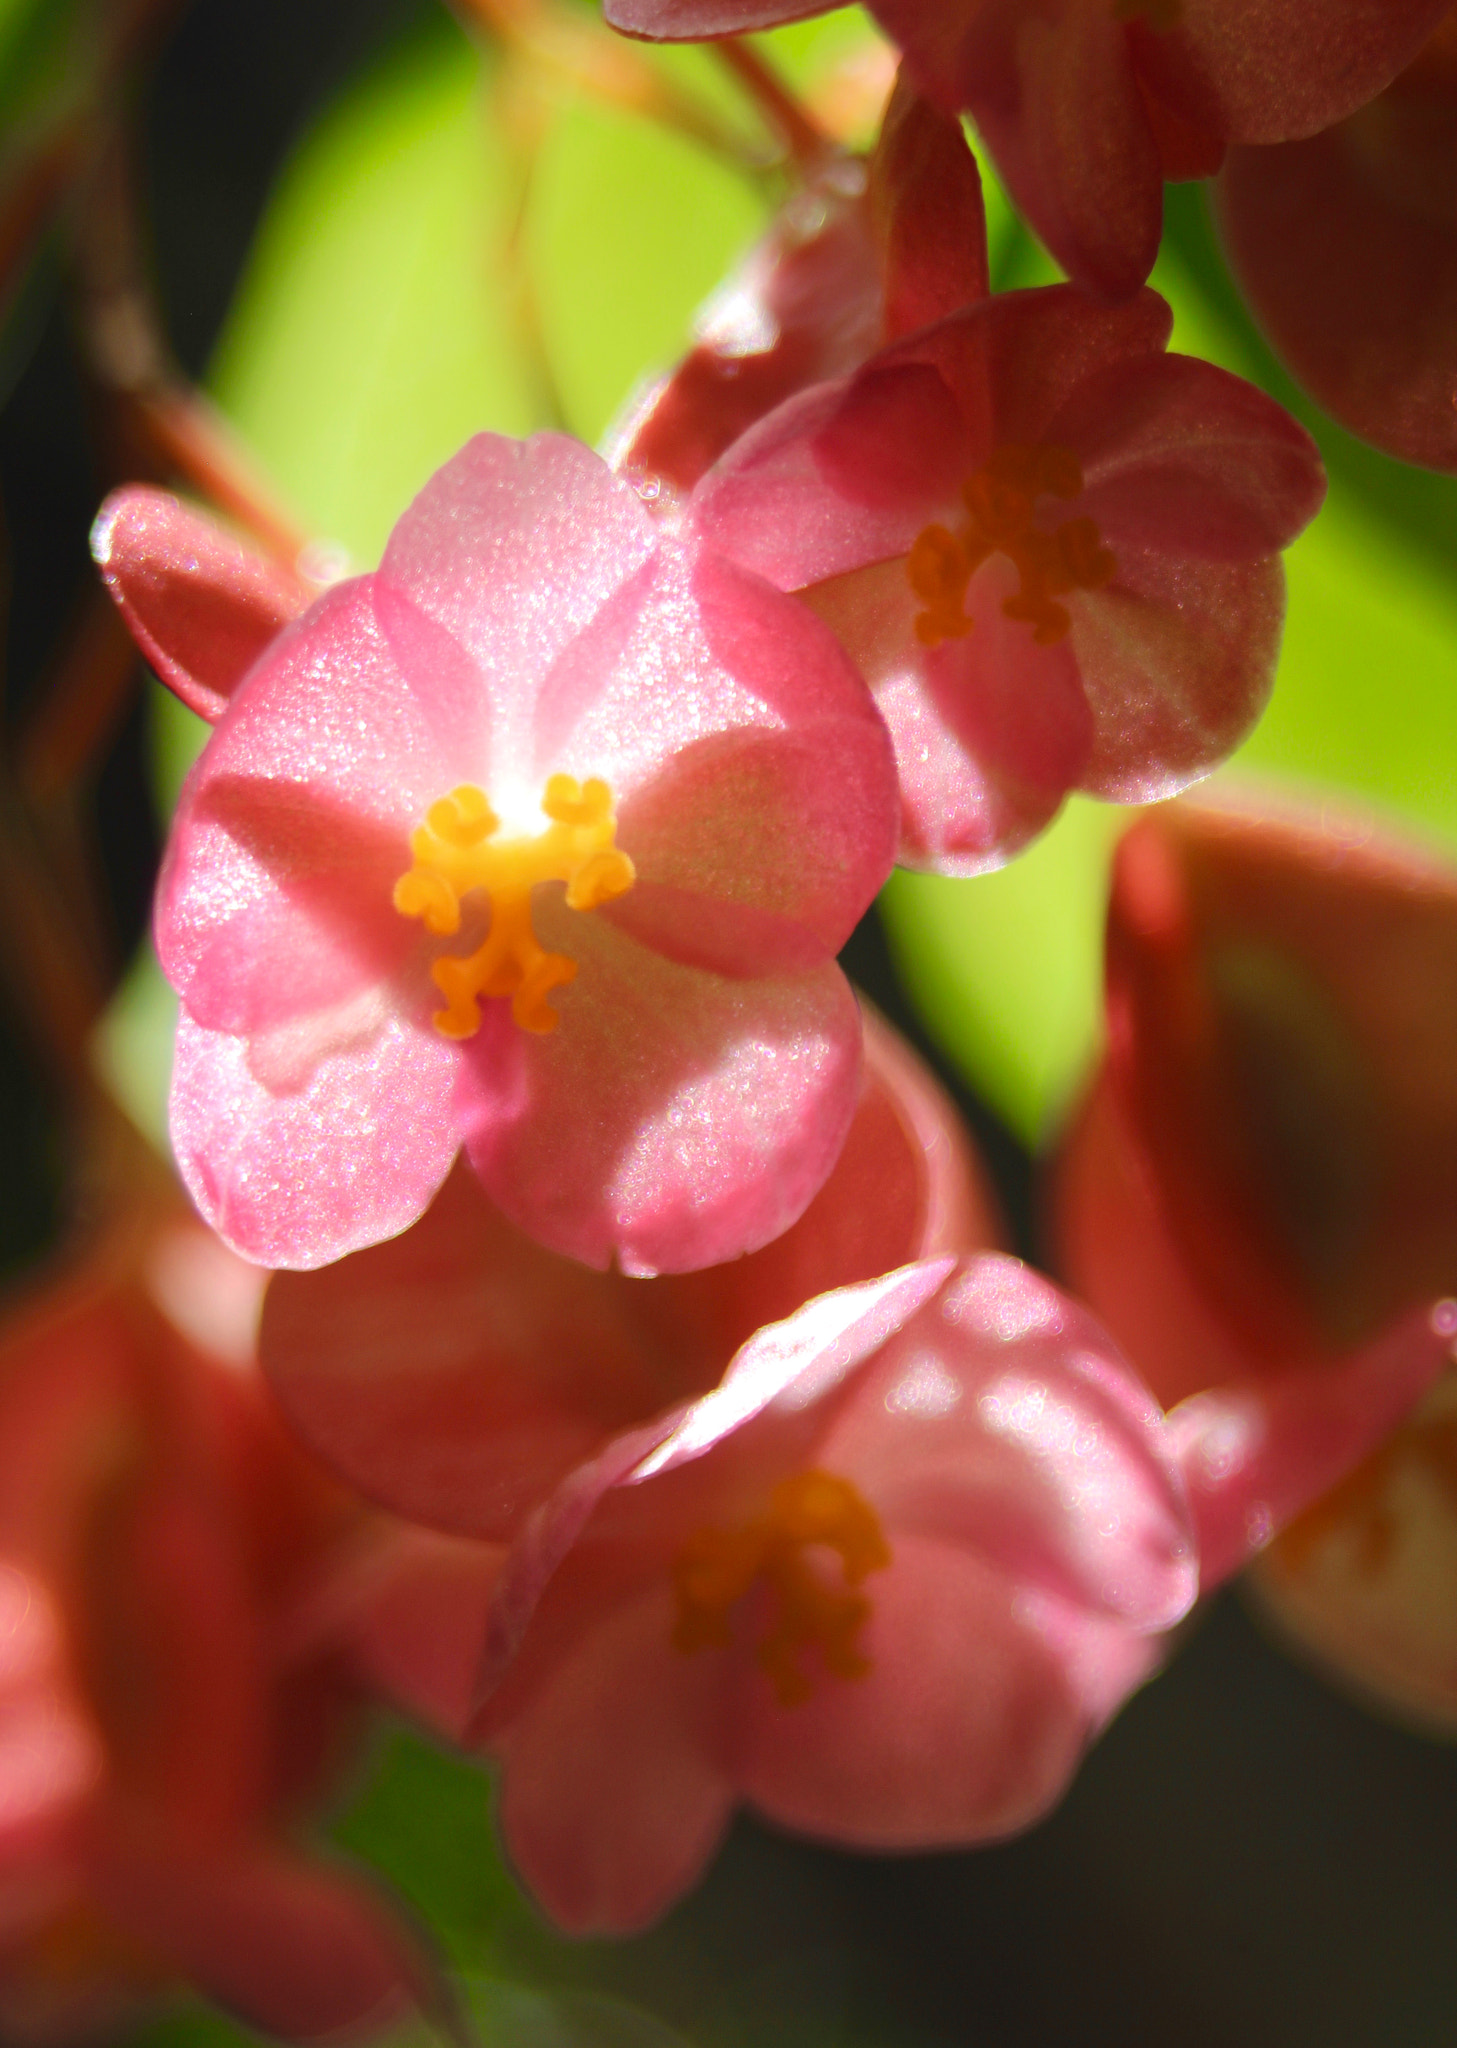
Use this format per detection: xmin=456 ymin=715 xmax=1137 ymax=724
xmin=906 ymin=442 xmax=1116 ymax=651
xmin=671 ymin=1469 xmax=891 ymax=1706
xmin=393 ymin=774 xmax=635 ymax=1037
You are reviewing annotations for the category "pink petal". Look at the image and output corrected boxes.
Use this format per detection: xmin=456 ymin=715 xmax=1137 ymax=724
xmin=1051 ymin=1072 xmax=1256 ymax=1411
xmin=905 ymin=0 xmax=1162 ymax=301
xmin=1069 ymin=546 xmax=1285 ymax=800
xmin=644 ymin=1008 xmax=1005 ymax=1359
xmin=98 ymin=1848 xmax=428 ymax=2044
xmin=476 ymin=1260 xmax=954 ymax=1711
xmin=820 ymin=1255 xmax=1197 ymax=1632
xmin=261 ymin=1020 xmax=994 ymax=1545
xmin=872 ymin=71 xmax=990 ymax=340
xmin=156 ymin=576 xmax=465 ymax=1036
xmin=170 ymin=1007 xmax=459 ymax=1269
xmin=351 ymin=1529 xmax=503 ymax=1742
xmin=261 ymin=1163 xmax=692 ymax=1541
xmin=1216 ymin=116 xmax=1457 ymax=471
xmin=1133 ymin=0 xmax=1449 ymax=144
xmin=537 ymin=544 xmax=897 ymax=966
xmin=1051 ymin=353 xmax=1326 ymax=560
xmin=605 ymin=0 xmax=826 ymax=33
xmin=494 ymin=1583 xmax=734 ymax=1935
xmin=379 ymin=432 xmax=658 ymax=768
xmin=0 ymin=1694 xmax=100 ymax=1867
xmin=806 ymin=553 xmax=1091 ymax=874
xmin=962 ymin=284 xmax=1173 ymax=447
xmin=736 ymin=1533 xmax=1136 ymax=1849
xmin=90 ymin=488 xmax=306 ymax=724
xmin=1170 ymin=1299 xmax=1457 ymax=1591
xmin=688 ymin=369 xmax=972 ymax=593
xmin=609 ymin=161 xmax=882 ymax=499
xmin=459 ymin=928 xmax=866 ymax=1277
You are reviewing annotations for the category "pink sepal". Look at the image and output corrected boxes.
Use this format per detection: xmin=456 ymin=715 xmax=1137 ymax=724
xmin=1171 ymin=1301 xmax=1457 ymax=1592
xmin=91 ymin=488 xmax=307 ymax=724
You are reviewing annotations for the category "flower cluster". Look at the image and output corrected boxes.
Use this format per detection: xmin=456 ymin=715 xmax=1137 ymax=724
xmin=43 ymin=3 xmax=1454 ymax=2016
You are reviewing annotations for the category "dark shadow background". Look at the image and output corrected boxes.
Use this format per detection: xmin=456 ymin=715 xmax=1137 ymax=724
xmin=0 ymin=3 xmax=1452 ymax=2042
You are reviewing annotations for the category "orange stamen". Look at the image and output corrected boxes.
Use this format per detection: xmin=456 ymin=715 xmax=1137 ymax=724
xmin=393 ymin=774 xmax=635 ymax=1037
xmin=906 ymin=442 xmax=1115 ymax=651
xmin=671 ymin=1469 xmax=891 ymax=1706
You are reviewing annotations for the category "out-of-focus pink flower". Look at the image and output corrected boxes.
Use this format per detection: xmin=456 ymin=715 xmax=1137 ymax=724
xmin=1052 ymin=793 xmax=1457 ymax=1593
xmin=1217 ymin=10 xmax=1457 ymax=471
xmin=454 ymin=1253 xmax=1200 ymax=1933
xmin=1247 ymin=1369 xmax=1457 ymax=1733
xmin=0 ymin=1152 xmax=430 ymax=2044
xmin=95 ymin=433 xmax=898 ymax=1275
xmin=690 ymin=287 xmax=1324 ymax=871
xmin=607 ymin=72 xmax=989 ymax=501
xmin=259 ymin=1009 xmax=1003 ymax=1542
xmin=604 ymin=0 xmax=1448 ymax=301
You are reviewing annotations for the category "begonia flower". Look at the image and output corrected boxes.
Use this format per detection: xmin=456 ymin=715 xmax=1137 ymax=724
xmin=259 ymin=1008 xmax=1003 ymax=1541
xmin=603 ymin=0 xmax=1448 ymax=301
xmin=0 ymin=1150 xmax=432 ymax=2044
xmin=94 ymin=433 xmax=898 ymax=1274
xmin=1052 ymin=792 xmax=1457 ymax=1594
xmin=689 ymin=286 xmax=1325 ymax=870
xmin=1217 ymin=9 xmax=1457 ymax=471
xmin=607 ymin=72 xmax=989 ymax=500
xmin=1246 ymin=1368 xmax=1457 ymax=1733
xmin=448 ymin=1253 xmax=1203 ymax=1932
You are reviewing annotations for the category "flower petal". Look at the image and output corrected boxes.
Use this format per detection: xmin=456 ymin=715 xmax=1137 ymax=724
xmin=1217 ymin=112 xmax=1457 ymax=471
xmin=820 ymin=1255 xmax=1197 ymax=1632
xmin=96 ymin=1848 xmax=429 ymax=2046
xmin=1052 ymin=352 xmax=1326 ymax=560
xmin=538 ymin=544 xmax=896 ymax=966
xmin=1170 ymin=1300 xmax=1457 ymax=1590
xmin=688 ymin=369 xmax=972 ymax=593
xmin=459 ymin=928 xmax=866 ymax=1276
xmin=90 ymin=488 xmax=307 ymax=724
xmin=872 ymin=71 xmax=990 ymax=339
xmin=261 ymin=1163 xmax=689 ymax=1541
xmin=737 ymin=1533 xmax=1152 ymax=1849
xmin=1134 ymin=0 xmax=1449 ymax=144
xmin=379 ymin=432 xmax=658 ymax=767
xmin=912 ymin=0 xmax=1162 ymax=300
xmin=806 ymin=553 xmax=1091 ymax=874
xmin=156 ymin=576 xmax=468 ymax=1037
xmin=1069 ymin=546 xmax=1284 ymax=800
xmin=170 ymin=1008 xmax=458 ymax=1269
xmin=494 ymin=1583 xmax=734 ymax=1936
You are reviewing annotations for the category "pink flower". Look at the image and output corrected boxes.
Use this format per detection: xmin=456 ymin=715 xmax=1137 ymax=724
xmin=96 ymin=433 xmax=898 ymax=1273
xmin=1052 ymin=793 xmax=1457 ymax=1591
xmin=449 ymin=1251 xmax=1201 ymax=1932
xmin=689 ymin=286 xmax=1325 ymax=871
xmin=607 ymin=71 xmax=990 ymax=501
xmin=0 ymin=1161 xmax=431 ymax=2043
xmin=1217 ymin=11 xmax=1457 ymax=471
xmin=605 ymin=0 xmax=1449 ymax=301
xmin=1247 ymin=1367 xmax=1457 ymax=1733
xmin=259 ymin=1008 xmax=1003 ymax=1542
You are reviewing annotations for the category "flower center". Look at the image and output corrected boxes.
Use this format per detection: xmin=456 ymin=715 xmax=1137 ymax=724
xmin=393 ymin=774 xmax=635 ymax=1037
xmin=906 ymin=442 xmax=1115 ymax=651
xmin=671 ymin=1469 xmax=891 ymax=1706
